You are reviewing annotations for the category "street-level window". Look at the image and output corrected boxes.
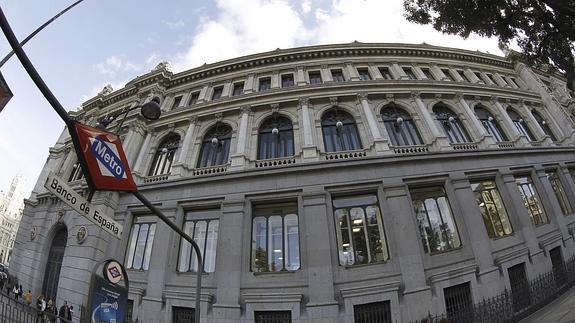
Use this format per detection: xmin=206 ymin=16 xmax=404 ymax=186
xmin=171 ymin=96 xmax=182 ymax=110
xmin=125 ymin=222 xmax=156 ymax=270
xmin=475 ymin=106 xmax=508 ymax=142
xmin=357 ymin=68 xmax=372 ymax=80
xmin=354 ymin=301 xmax=392 ymax=323
xmin=331 ymin=69 xmax=345 ymax=82
xmin=333 ymin=195 xmax=389 ymax=266
xmin=197 ymin=123 xmax=232 ymax=168
xmin=507 ymin=108 xmax=535 ymax=141
xmin=508 ymin=263 xmax=530 ymax=312
xmin=281 ymin=74 xmax=294 ymax=88
xmin=410 ymin=186 xmax=461 ymax=254
xmin=308 ymin=71 xmax=322 ymax=84
xmin=515 ymin=176 xmax=548 ymax=225
xmin=321 ymin=108 xmax=362 ymax=152
xmin=211 ymin=86 xmax=223 ymax=100
xmin=259 ymin=77 xmax=271 ymax=91
xmin=257 ymin=115 xmax=294 ymax=159
xmin=251 ymin=203 xmax=300 ymax=272
xmin=255 ymin=311 xmax=291 ymax=323
xmin=546 ymin=170 xmax=573 ymax=215
xmin=381 ymin=104 xmax=423 ymax=146
xmin=441 ymin=69 xmax=455 ymax=81
xmin=402 ymin=67 xmax=417 ymax=80
xmin=188 ymin=92 xmax=199 ymax=105
xmin=148 ymin=133 xmax=180 ymax=176
xmin=232 ymin=82 xmax=244 ymax=96
xmin=532 ymin=110 xmax=557 ymax=141
xmin=178 ymin=209 xmax=219 ymax=273
xmin=68 ymin=162 xmax=84 ymax=182
xmin=470 ymin=180 xmax=513 ymax=238
xmin=379 ymin=67 xmax=393 ymax=80
xmin=172 ymin=307 xmax=195 ymax=323
xmin=444 ymin=282 xmax=473 ymax=322
xmin=434 ymin=104 xmax=471 ymax=143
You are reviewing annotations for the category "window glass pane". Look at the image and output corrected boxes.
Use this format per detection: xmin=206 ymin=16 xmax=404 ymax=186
xmin=172 ymin=96 xmax=182 ymax=109
xmin=232 ymin=83 xmax=244 ymax=96
xmin=143 ymin=223 xmax=156 ymax=270
xmin=190 ymin=221 xmax=207 ymax=272
xmin=204 ymin=220 xmax=219 ymax=272
xmin=547 ymin=171 xmax=573 ymax=215
xmin=252 ymin=217 xmax=268 ymax=272
xmin=309 ymin=71 xmax=322 ymax=84
xmin=125 ymin=224 xmax=139 ymax=268
xmin=350 ymin=207 xmax=368 ymax=264
xmin=132 ymin=224 xmax=149 ymax=270
xmin=178 ymin=222 xmax=194 ymax=272
xmin=366 ymin=205 xmax=388 ymax=262
xmin=268 ymin=216 xmax=283 ymax=271
xmin=471 ymin=180 xmax=513 ymax=238
xmin=335 ymin=209 xmax=353 ymax=266
xmin=379 ymin=67 xmax=393 ymax=80
xmin=515 ymin=176 xmax=548 ymax=225
xmin=284 ymin=214 xmax=300 ymax=270
xmin=442 ymin=69 xmax=454 ymax=81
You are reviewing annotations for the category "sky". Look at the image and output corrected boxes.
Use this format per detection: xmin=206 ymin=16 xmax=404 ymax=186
xmin=0 ymin=0 xmax=504 ymax=197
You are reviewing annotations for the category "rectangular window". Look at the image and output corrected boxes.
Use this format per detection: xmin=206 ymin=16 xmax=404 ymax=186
xmin=357 ymin=68 xmax=372 ymax=80
xmin=379 ymin=67 xmax=393 ymax=80
xmin=546 ymin=170 xmax=573 ymax=215
xmin=441 ymin=69 xmax=455 ymax=81
xmin=402 ymin=67 xmax=417 ymax=80
xmin=232 ymin=82 xmax=244 ymax=96
xmin=211 ymin=86 xmax=223 ymax=100
xmin=259 ymin=77 xmax=271 ymax=91
xmin=125 ymin=299 xmax=134 ymax=322
xmin=281 ymin=74 xmax=295 ymax=87
xmin=508 ymin=263 xmax=530 ymax=313
xmin=354 ymin=301 xmax=392 ymax=323
xmin=457 ymin=70 xmax=470 ymax=82
xmin=485 ymin=73 xmax=496 ymax=84
xmin=410 ymin=186 xmax=461 ymax=254
xmin=251 ymin=203 xmax=300 ymax=272
xmin=188 ymin=92 xmax=199 ymax=105
xmin=421 ymin=68 xmax=435 ymax=80
xmin=331 ymin=69 xmax=345 ymax=82
xmin=515 ymin=176 xmax=548 ymax=225
xmin=474 ymin=72 xmax=485 ymax=83
xmin=172 ymin=306 xmax=195 ymax=323
xmin=178 ymin=209 xmax=219 ymax=273
xmin=254 ymin=311 xmax=291 ymax=323
xmin=68 ymin=162 xmax=84 ymax=182
xmin=333 ymin=195 xmax=389 ymax=266
xmin=172 ymin=96 xmax=182 ymax=109
xmin=125 ymin=222 xmax=156 ymax=270
xmin=550 ymin=246 xmax=567 ymax=287
xmin=507 ymin=76 xmax=519 ymax=87
xmin=308 ymin=71 xmax=322 ymax=84
xmin=444 ymin=282 xmax=473 ymax=322
xmin=471 ymin=180 xmax=513 ymax=238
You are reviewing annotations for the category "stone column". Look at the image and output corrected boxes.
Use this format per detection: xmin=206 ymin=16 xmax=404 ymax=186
xmin=369 ymin=65 xmax=383 ymax=79
xmin=430 ymin=64 xmax=447 ymax=81
xmin=345 ymin=62 xmax=360 ymax=81
xmin=410 ymin=92 xmax=450 ymax=150
xmin=383 ymin=183 xmax=431 ymax=322
xmin=212 ymin=197 xmax=245 ymax=321
xmin=456 ymin=93 xmax=494 ymax=147
xmin=320 ymin=65 xmax=333 ymax=83
xmin=296 ymin=66 xmax=306 ymax=86
xmin=230 ymin=106 xmax=251 ymax=168
xmin=301 ymin=189 xmax=339 ymax=320
xmin=271 ymin=71 xmax=280 ymax=89
xmin=197 ymin=85 xmax=210 ymax=103
xmin=492 ymin=73 xmax=509 ymax=87
xmin=299 ymin=97 xmax=318 ymax=159
xmin=58 ymin=148 xmax=76 ymax=178
xmin=357 ymin=93 xmax=389 ymax=152
xmin=243 ymin=73 xmax=255 ymax=94
xmin=177 ymin=117 xmax=198 ymax=164
xmin=463 ymin=68 xmax=481 ymax=84
xmin=391 ymin=63 xmax=408 ymax=79
xmin=450 ymin=67 xmax=465 ymax=82
xmin=490 ymin=97 xmax=529 ymax=145
xmin=133 ymin=132 xmax=152 ymax=175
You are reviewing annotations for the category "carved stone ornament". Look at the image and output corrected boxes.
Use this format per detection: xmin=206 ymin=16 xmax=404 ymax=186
xmin=490 ymin=96 xmax=499 ymax=104
xmin=271 ymin=104 xmax=280 ymax=114
xmin=330 ymin=97 xmax=339 ymax=106
xmin=98 ymin=84 xmax=113 ymax=96
xmin=410 ymin=91 xmax=421 ymax=100
xmin=30 ymin=227 xmax=36 ymax=241
xmin=214 ymin=112 xmax=223 ymax=122
xmin=357 ymin=92 xmax=368 ymax=101
xmin=298 ymin=97 xmax=310 ymax=106
xmin=240 ymin=106 xmax=252 ymax=115
xmin=154 ymin=61 xmax=172 ymax=72
xmin=76 ymin=226 xmax=88 ymax=244
xmin=57 ymin=210 xmax=65 ymax=224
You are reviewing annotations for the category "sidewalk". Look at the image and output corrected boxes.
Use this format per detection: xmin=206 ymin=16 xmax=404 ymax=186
xmin=521 ymin=284 xmax=575 ymax=323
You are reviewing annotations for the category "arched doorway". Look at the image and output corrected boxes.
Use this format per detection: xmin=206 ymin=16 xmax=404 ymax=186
xmin=42 ymin=226 xmax=68 ymax=301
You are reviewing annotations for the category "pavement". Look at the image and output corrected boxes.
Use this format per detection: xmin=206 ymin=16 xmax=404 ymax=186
xmin=521 ymin=285 xmax=575 ymax=323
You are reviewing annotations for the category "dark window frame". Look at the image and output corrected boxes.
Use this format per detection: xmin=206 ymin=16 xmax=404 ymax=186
xmin=281 ymin=74 xmax=295 ymax=88
xmin=381 ymin=105 xmax=423 ymax=146
xmin=475 ymin=106 xmax=508 ymax=142
xmin=434 ymin=105 xmax=471 ymax=143
xmin=321 ymin=108 xmax=363 ymax=152
xmin=257 ymin=115 xmax=295 ymax=160
xmin=148 ymin=133 xmax=180 ymax=176
xmin=125 ymin=222 xmax=157 ymax=270
xmin=197 ymin=123 xmax=232 ymax=168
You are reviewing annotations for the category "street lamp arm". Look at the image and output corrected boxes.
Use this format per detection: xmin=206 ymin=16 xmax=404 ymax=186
xmin=97 ymin=97 xmax=162 ymax=133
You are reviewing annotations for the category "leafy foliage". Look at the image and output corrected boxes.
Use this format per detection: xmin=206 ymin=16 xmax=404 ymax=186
xmin=403 ymin=0 xmax=575 ymax=75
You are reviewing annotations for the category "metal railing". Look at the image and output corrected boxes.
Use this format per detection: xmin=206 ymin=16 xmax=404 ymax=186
xmin=412 ymin=255 xmax=575 ymax=323
xmin=0 ymin=290 xmax=79 ymax=323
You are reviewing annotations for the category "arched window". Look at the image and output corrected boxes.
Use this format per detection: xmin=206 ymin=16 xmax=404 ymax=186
xmin=381 ymin=105 xmax=423 ymax=146
xmin=148 ymin=133 xmax=180 ymax=176
xmin=258 ymin=115 xmax=294 ymax=159
xmin=532 ymin=110 xmax=557 ymax=141
xmin=68 ymin=162 xmax=84 ymax=182
xmin=321 ymin=108 xmax=362 ymax=152
xmin=474 ymin=106 xmax=508 ymax=142
xmin=433 ymin=104 xmax=471 ymax=143
xmin=197 ymin=123 xmax=232 ymax=167
xmin=42 ymin=226 xmax=67 ymax=301
xmin=507 ymin=109 xmax=535 ymax=141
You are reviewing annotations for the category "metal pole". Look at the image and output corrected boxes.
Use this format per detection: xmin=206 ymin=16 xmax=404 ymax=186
xmin=132 ymin=190 xmax=203 ymax=323
xmin=0 ymin=0 xmax=86 ymax=68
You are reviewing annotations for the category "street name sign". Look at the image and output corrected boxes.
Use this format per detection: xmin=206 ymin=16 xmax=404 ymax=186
xmin=44 ymin=172 xmax=123 ymax=239
xmin=74 ymin=122 xmax=137 ymax=192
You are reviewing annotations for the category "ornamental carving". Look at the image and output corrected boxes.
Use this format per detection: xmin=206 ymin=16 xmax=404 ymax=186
xmin=299 ymin=97 xmax=310 ymax=106
xmin=214 ymin=112 xmax=223 ymax=122
xmin=329 ymin=97 xmax=338 ymax=106
xmin=270 ymin=104 xmax=280 ymax=114
xmin=98 ymin=84 xmax=113 ymax=96
xmin=77 ymin=226 xmax=88 ymax=244
xmin=240 ymin=106 xmax=252 ymax=115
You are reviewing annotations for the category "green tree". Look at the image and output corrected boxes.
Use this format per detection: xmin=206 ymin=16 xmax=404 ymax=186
xmin=403 ymin=0 xmax=575 ymax=89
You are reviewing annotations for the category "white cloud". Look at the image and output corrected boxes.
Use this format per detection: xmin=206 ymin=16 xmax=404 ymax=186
xmin=93 ymin=55 xmax=142 ymax=78
xmin=164 ymin=19 xmax=185 ymax=30
xmin=301 ymin=0 xmax=311 ymax=13
xmin=79 ymin=80 xmax=130 ymax=105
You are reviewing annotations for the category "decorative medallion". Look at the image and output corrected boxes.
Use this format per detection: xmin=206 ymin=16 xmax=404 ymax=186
xmin=30 ymin=227 xmax=36 ymax=241
xmin=77 ymin=226 xmax=88 ymax=244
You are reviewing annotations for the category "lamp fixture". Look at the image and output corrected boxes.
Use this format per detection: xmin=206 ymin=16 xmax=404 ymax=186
xmin=396 ymin=117 xmax=404 ymax=125
xmin=487 ymin=116 xmax=494 ymax=122
xmin=336 ymin=120 xmax=344 ymax=130
xmin=448 ymin=116 xmax=455 ymax=123
xmin=519 ymin=118 xmax=524 ymax=123
xmin=211 ymin=137 xmax=219 ymax=146
xmin=272 ymin=127 xmax=279 ymax=135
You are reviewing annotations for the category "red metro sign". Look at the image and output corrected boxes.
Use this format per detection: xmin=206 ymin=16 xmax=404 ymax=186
xmin=74 ymin=123 xmax=137 ymax=192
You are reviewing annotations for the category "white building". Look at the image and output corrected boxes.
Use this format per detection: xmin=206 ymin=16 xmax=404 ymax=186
xmin=0 ymin=175 xmax=26 ymax=264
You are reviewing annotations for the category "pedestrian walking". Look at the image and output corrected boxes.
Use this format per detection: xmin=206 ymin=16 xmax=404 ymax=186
xmin=24 ymin=289 xmax=33 ymax=305
xmin=59 ymin=301 xmax=69 ymax=323
xmin=47 ymin=299 xmax=57 ymax=323
xmin=68 ymin=305 xmax=74 ymax=321
xmin=12 ymin=284 xmax=18 ymax=299
xmin=18 ymin=284 xmax=23 ymax=299
xmin=36 ymin=295 xmax=46 ymax=323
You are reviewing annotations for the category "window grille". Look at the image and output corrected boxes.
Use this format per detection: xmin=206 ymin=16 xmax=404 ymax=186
xmin=254 ymin=311 xmax=291 ymax=323
xmin=434 ymin=104 xmax=471 ymax=143
xmin=258 ymin=115 xmax=294 ymax=159
xmin=321 ymin=108 xmax=362 ymax=152
xmin=281 ymin=74 xmax=295 ymax=87
xmin=173 ymin=306 xmax=195 ymax=323
xmin=334 ymin=195 xmax=389 ymax=266
xmin=197 ymin=123 xmax=232 ymax=168
xmin=331 ymin=69 xmax=345 ymax=82
xmin=508 ymin=263 xmax=530 ymax=313
xmin=471 ymin=180 xmax=513 ymax=238
xmin=515 ymin=176 xmax=548 ymax=225
xmin=507 ymin=109 xmax=535 ymax=141
xmin=444 ymin=282 xmax=473 ymax=322
xmin=308 ymin=71 xmax=322 ymax=84
xmin=381 ymin=105 xmax=423 ymax=146
xmin=149 ymin=133 xmax=180 ymax=176
xmin=68 ymin=162 xmax=84 ymax=182
xmin=125 ymin=299 xmax=134 ymax=322
xmin=546 ymin=170 xmax=573 ymax=215
xmin=354 ymin=301 xmax=392 ymax=323
xmin=125 ymin=222 xmax=156 ymax=270
xmin=475 ymin=107 xmax=508 ymax=142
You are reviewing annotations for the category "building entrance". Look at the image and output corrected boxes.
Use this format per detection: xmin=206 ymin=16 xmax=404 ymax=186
xmin=42 ymin=226 xmax=67 ymax=301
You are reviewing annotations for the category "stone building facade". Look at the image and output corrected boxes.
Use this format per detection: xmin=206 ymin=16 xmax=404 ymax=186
xmin=9 ymin=42 xmax=575 ymax=322
xmin=0 ymin=175 xmax=25 ymax=265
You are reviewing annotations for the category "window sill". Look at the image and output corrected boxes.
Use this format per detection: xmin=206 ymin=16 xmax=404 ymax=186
xmin=426 ymin=245 xmax=463 ymax=256
xmin=252 ymin=270 xmax=299 ymax=276
xmin=341 ymin=261 xmax=388 ymax=269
